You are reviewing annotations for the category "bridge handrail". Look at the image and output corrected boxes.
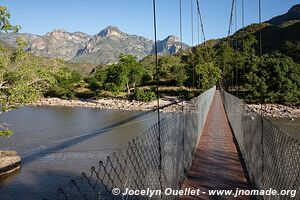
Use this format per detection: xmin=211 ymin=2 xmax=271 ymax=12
xmin=49 ymin=86 xmax=216 ymax=200
xmin=220 ymin=88 xmax=300 ymax=200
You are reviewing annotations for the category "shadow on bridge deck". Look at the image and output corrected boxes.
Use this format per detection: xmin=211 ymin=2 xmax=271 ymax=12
xmin=181 ymin=90 xmax=253 ymax=200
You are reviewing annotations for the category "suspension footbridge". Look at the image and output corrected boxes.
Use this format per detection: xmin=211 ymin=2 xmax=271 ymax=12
xmin=48 ymin=87 xmax=299 ymax=200
xmin=45 ymin=0 xmax=300 ymax=199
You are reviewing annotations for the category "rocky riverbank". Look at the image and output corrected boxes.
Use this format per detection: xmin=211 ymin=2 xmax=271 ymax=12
xmin=247 ymin=104 xmax=300 ymax=118
xmin=30 ymin=98 xmax=300 ymax=118
xmin=30 ymin=97 xmax=189 ymax=112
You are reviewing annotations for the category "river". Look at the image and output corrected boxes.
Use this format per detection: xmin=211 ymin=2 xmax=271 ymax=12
xmin=0 ymin=106 xmax=158 ymax=200
xmin=269 ymin=117 xmax=300 ymax=141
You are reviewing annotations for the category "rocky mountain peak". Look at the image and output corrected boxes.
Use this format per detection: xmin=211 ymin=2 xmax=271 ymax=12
xmin=164 ymin=35 xmax=180 ymax=43
xmin=98 ymin=26 xmax=123 ymax=37
xmin=45 ymin=28 xmax=68 ymax=37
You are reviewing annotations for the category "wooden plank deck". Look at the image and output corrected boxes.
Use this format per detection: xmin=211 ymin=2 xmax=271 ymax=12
xmin=180 ymin=90 xmax=252 ymax=200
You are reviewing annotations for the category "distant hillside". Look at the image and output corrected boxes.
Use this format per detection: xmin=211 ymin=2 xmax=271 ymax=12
xmin=267 ymin=4 xmax=300 ymax=26
xmin=0 ymin=26 xmax=188 ymax=65
xmin=209 ymin=4 xmax=300 ymax=62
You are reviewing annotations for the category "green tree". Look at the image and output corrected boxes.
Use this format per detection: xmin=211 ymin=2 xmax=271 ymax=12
xmin=45 ymin=67 xmax=82 ymax=99
xmin=185 ymin=45 xmax=215 ymax=87
xmin=244 ymin=52 xmax=300 ymax=103
xmin=283 ymin=41 xmax=300 ymax=64
xmin=244 ymin=57 xmax=266 ymax=102
xmin=105 ymin=54 xmax=144 ymax=94
xmin=140 ymin=54 xmax=156 ymax=84
xmin=0 ymin=6 xmax=20 ymax=32
xmin=195 ymin=61 xmax=221 ymax=90
xmin=85 ymin=67 xmax=107 ymax=91
xmin=170 ymin=63 xmax=187 ymax=86
xmin=214 ymin=43 xmax=235 ymax=89
xmin=262 ymin=52 xmax=300 ymax=103
xmin=157 ymin=55 xmax=188 ymax=86
xmin=0 ymin=40 xmax=57 ymax=136
xmin=105 ymin=63 xmax=129 ymax=92
xmin=0 ymin=5 xmax=22 ymax=136
xmin=126 ymin=56 xmax=144 ymax=93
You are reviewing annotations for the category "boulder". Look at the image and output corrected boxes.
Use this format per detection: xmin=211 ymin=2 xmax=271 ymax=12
xmin=0 ymin=150 xmax=21 ymax=176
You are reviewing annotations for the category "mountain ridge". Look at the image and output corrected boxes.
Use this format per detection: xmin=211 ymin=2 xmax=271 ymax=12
xmin=203 ymin=4 xmax=300 ymax=59
xmin=267 ymin=4 xmax=300 ymax=26
xmin=0 ymin=26 xmax=188 ymax=64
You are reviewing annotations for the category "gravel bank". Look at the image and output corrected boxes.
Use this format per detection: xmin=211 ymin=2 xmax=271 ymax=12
xmin=30 ymin=99 xmax=300 ymax=118
xmin=247 ymin=104 xmax=300 ymax=118
xmin=29 ymin=97 xmax=189 ymax=112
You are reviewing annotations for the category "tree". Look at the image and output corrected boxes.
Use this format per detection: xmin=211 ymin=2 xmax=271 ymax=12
xmin=0 ymin=39 xmax=60 ymax=136
xmin=0 ymin=6 xmax=20 ymax=32
xmin=105 ymin=54 xmax=144 ymax=94
xmin=45 ymin=66 xmax=82 ymax=99
xmin=262 ymin=52 xmax=300 ymax=103
xmin=85 ymin=67 xmax=107 ymax=91
xmin=0 ymin=5 xmax=21 ymax=136
xmin=170 ymin=63 xmax=187 ymax=86
xmin=140 ymin=54 xmax=156 ymax=84
xmin=185 ymin=45 xmax=215 ymax=87
xmin=105 ymin=63 xmax=129 ymax=92
xmin=195 ymin=61 xmax=221 ymax=90
xmin=283 ymin=41 xmax=300 ymax=64
xmin=124 ymin=55 xmax=144 ymax=93
xmin=244 ymin=56 xmax=266 ymax=102
xmin=214 ymin=43 xmax=235 ymax=89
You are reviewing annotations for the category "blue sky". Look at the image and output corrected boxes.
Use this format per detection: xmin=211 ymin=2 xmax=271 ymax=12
xmin=2 ymin=0 xmax=300 ymax=45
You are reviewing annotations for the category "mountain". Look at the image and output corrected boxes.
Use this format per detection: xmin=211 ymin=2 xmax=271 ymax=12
xmin=208 ymin=4 xmax=300 ymax=60
xmin=246 ymin=5 xmax=300 ymax=55
xmin=154 ymin=35 xmax=189 ymax=54
xmin=267 ymin=4 xmax=300 ymax=26
xmin=28 ymin=29 xmax=91 ymax=61
xmin=72 ymin=26 xmax=154 ymax=64
xmin=0 ymin=26 xmax=188 ymax=64
xmin=0 ymin=29 xmax=91 ymax=61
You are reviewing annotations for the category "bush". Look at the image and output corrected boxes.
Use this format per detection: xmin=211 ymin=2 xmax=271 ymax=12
xmin=0 ymin=129 xmax=13 ymax=137
xmin=75 ymin=90 xmax=95 ymax=99
xmin=44 ymin=86 xmax=75 ymax=99
xmin=133 ymin=88 xmax=156 ymax=102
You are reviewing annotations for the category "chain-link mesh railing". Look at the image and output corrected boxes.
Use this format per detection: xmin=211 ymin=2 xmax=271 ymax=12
xmin=220 ymin=88 xmax=300 ymax=200
xmin=45 ymin=86 xmax=216 ymax=200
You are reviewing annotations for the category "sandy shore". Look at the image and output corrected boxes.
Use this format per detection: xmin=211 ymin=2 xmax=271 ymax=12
xmin=29 ymin=97 xmax=189 ymax=112
xmin=247 ymin=104 xmax=300 ymax=118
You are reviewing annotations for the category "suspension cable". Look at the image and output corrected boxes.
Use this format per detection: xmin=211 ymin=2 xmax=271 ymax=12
xmin=152 ymin=0 xmax=163 ymax=195
xmin=191 ymin=0 xmax=194 ymax=47
xmin=196 ymin=0 xmax=200 ymax=44
xmin=196 ymin=0 xmax=209 ymax=60
xmin=235 ymin=0 xmax=238 ymax=96
xmin=259 ymin=0 xmax=263 ymax=57
xmin=196 ymin=0 xmax=206 ymax=45
xmin=235 ymin=0 xmax=238 ymax=49
xmin=242 ymin=0 xmax=245 ymax=29
xmin=228 ymin=0 xmax=235 ymax=38
xmin=258 ymin=0 xmax=265 ymax=189
xmin=242 ymin=0 xmax=246 ymax=99
xmin=227 ymin=0 xmax=235 ymax=92
xmin=179 ymin=0 xmax=183 ymax=51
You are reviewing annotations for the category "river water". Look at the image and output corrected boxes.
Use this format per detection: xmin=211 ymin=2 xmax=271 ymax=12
xmin=0 ymin=106 xmax=158 ymax=200
xmin=269 ymin=117 xmax=300 ymax=141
